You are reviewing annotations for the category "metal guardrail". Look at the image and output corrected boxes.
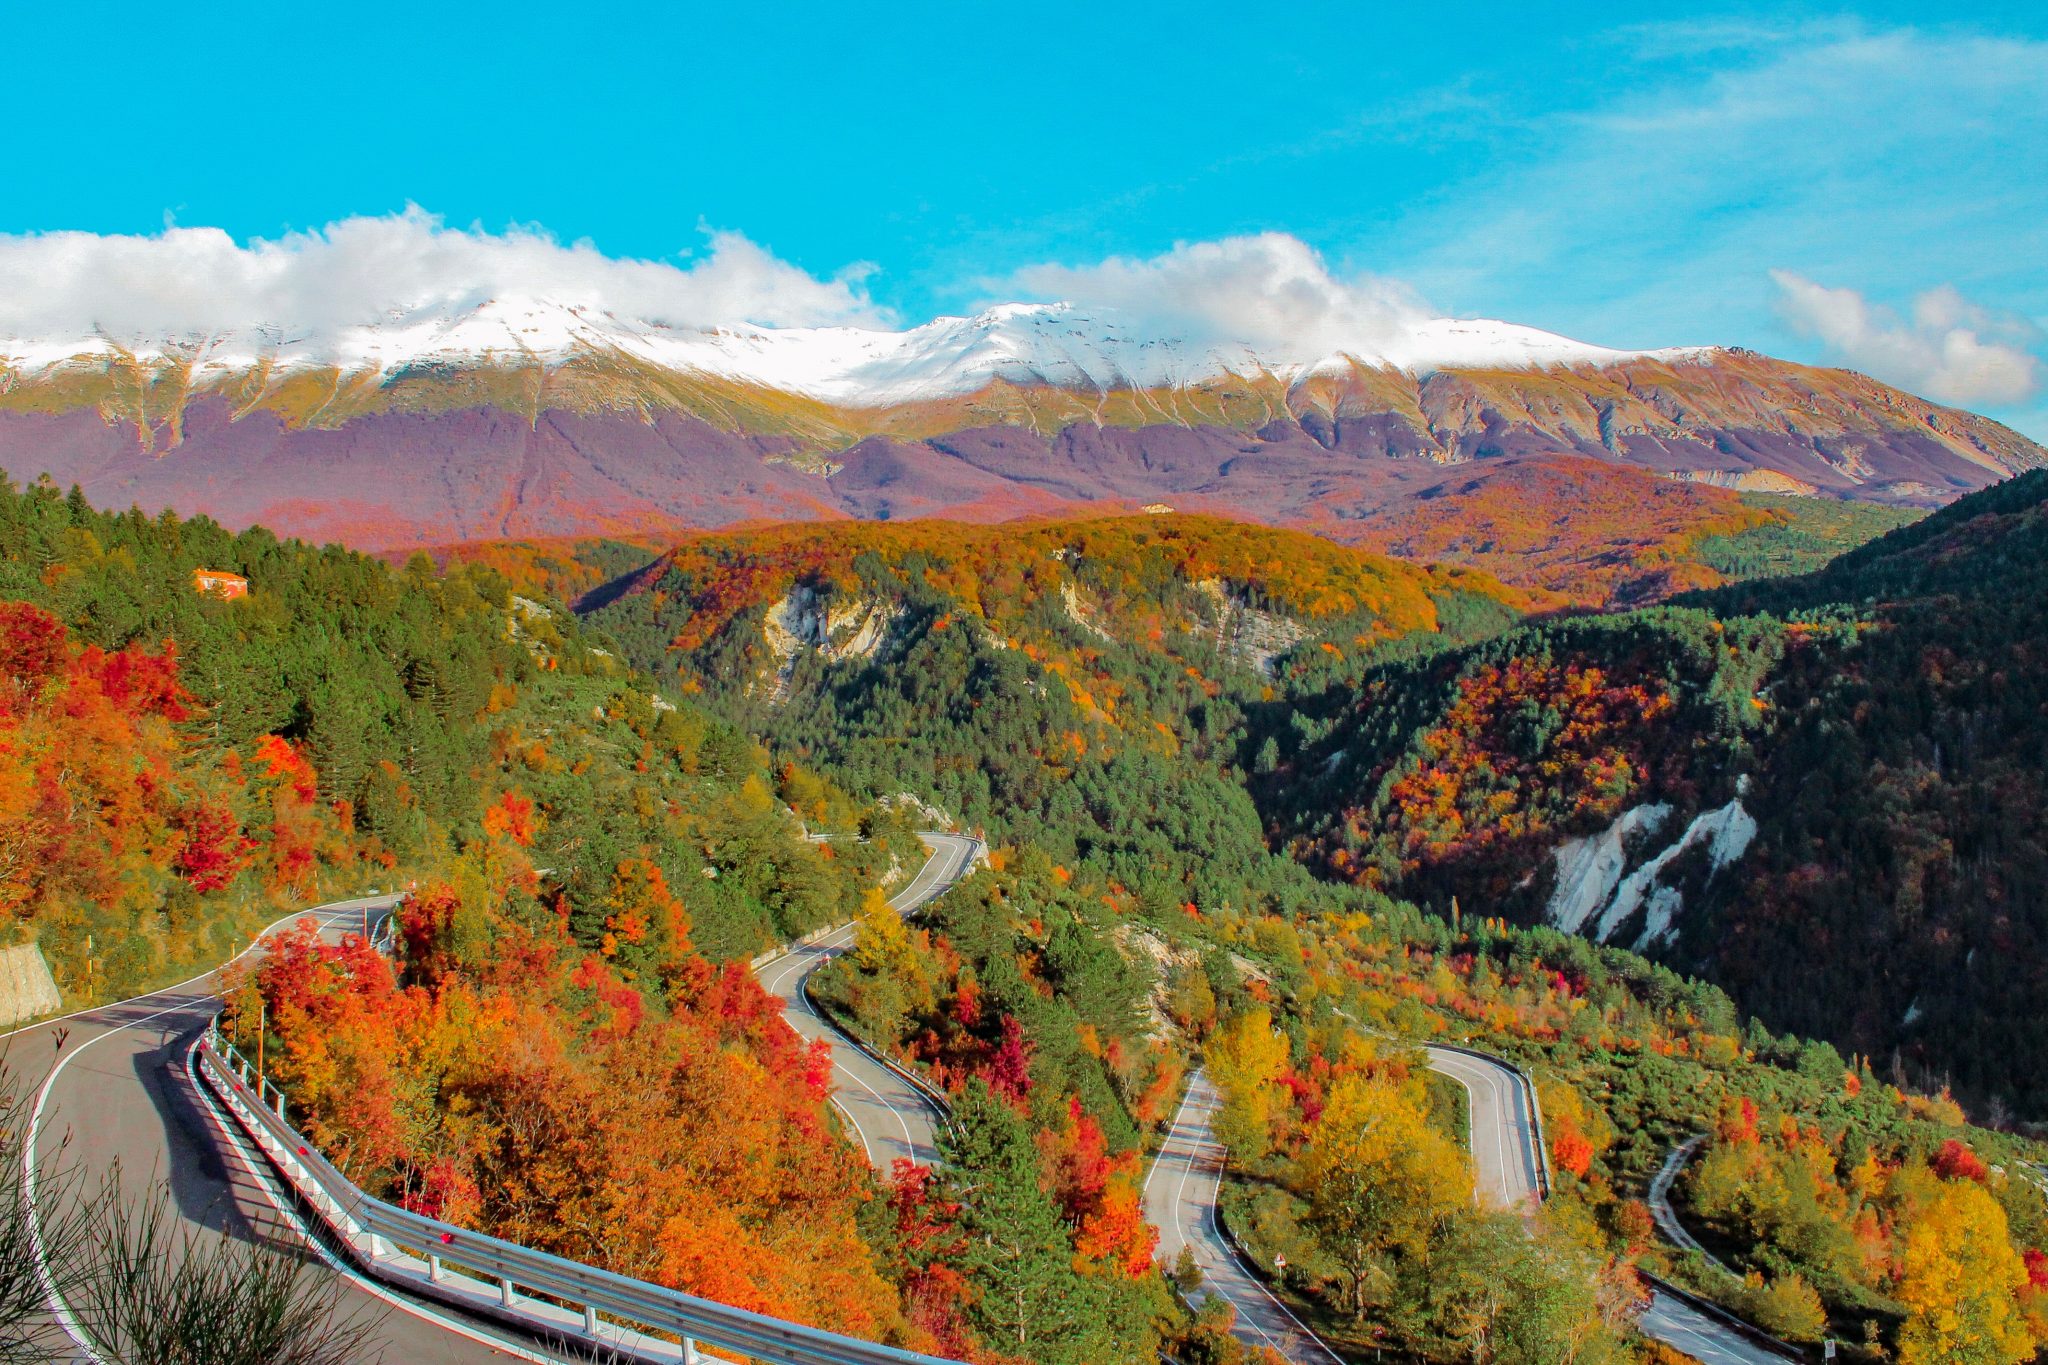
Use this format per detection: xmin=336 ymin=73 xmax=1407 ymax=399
xmin=198 ymin=1028 xmax=963 ymax=1365
xmin=190 ymin=839 xmax=985 ymax=1365
xmin=798 ymin=979 xmax=960 ymax=1140
xmin=1648 ymin=1136 xmax=1728 ymax=1270
xmin=1427 ymin=1042 xmax=1801 ymax=1359
xmin=1641 ymin=1271 xmax=1809 ymax=1362
xmin=787 ymin=836 xmax=986 ymax=1138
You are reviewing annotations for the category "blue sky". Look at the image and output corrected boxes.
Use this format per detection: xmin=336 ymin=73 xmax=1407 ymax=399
xmin=6 ymin=2 xmax=2045 ymax=432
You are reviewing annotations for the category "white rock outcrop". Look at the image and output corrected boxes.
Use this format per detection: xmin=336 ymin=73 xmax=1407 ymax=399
xmin=1545 ymin=779 xmax=1758 ymax=949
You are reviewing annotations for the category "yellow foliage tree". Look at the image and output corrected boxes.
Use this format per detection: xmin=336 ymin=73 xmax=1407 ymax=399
xmin=1299 ymin=1071 xmax=1471 ymax=1321
xmin=848 ymin=886 xmax=934 ymax=1035
xmin=1207 ymin=1007 xmax=1289 ymax=1162
xmin=1894 ymin=1178 xmax=2036 ymax=1365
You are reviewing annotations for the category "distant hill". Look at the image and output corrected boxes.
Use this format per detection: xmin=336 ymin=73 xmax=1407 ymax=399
xmin=567 ymin=514 xmax=1531 ymax=916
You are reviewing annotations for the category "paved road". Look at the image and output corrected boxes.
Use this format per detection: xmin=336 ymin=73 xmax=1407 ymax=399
xmin=1142 ymin=1069 xmax=1344 ymax=1364
xmin=1423 ymin=1046 xmax=1544 ymax=1209
xmin=1637 ymin=1292 xmax=1796 ymax=1365
xmin=1138 ymin=1041 xmax=1792 ymax=1365
xmin=1421 ymin=1049 xmax=1791 ymax=1365
xmin=11 ymin=899 xmax=544 ymax=1363
xmin=1649 ymin=1137 xmax=1729 ymax=1269
xmin=755 ymin=833 xmax=980 ymax=1171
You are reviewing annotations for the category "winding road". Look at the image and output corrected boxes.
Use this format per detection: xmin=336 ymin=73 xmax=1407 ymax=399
xmin=14 ymin=836 xmax=1789 ymax=1365
xmin=1142 ymin=1044 xmax=1796 ymax=1365
xmin=11 ymin=899 xmax=540 ymax=1363
xmin=1424 ymin=1046 xmax=1545 ymax=1209
xmin=1142 ymin=1069 xmax=1343 ymax=1364
xmin=13 ymin=832 xmax=980 ymax=1365
xmin=754 ymin=833 xmax=981 ymax=1170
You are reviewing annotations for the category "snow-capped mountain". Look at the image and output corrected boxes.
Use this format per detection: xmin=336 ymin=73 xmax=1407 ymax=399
xmin=0 ymin=293 xmax=2039 ymax=558
xmin=0 ymin=296 xmax=1703 ymax=408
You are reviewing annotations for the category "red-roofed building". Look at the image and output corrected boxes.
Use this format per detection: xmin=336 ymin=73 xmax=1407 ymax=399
xmin=192 ymin=569 xmax=249 ymax=600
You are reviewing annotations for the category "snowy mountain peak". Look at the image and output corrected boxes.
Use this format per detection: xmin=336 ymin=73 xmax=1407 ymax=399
xmin=0 ymin=295 xmax=1708 ymax=409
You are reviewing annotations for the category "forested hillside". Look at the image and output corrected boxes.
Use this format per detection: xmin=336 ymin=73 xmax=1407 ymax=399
xmin=0 ymin=474 xmax=916 ymax=998
xmin=556 ymin=490 xmax=2048 ymax=1363
xmin=1 ymin=473 xmax=1104 ymax=1356
xmin=1201 ymin=892 xmax=2048 ymax=1361
xmin=10 ymin=473 xmax=2045 ymax=1365
xmin=569 ymin=490 xmax=2048 ymax=1117
xmin=576 ymin=515 xmax=1527 ymax=917
xmin=1344 ymin=455 xmax=1924 ymax=607
xmin=1258 ymin=470 xmax=2048 ymax=1119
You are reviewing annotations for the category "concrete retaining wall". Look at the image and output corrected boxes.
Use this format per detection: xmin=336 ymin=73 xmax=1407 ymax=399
xmin=0 ymin=942 xmax=61 ymax=1028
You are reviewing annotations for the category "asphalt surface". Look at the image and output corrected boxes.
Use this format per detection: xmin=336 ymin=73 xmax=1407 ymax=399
xmin=1419 ymin=1049 xmax=1790 ymax=1365
xmin=10 ymin=836 xmax=979 ymax=1365
xmin=1640 ymin=1137 xmax=1797 ymax=1365
xmin=753 ymin=833 xmax=980 ymax=1171
xmin=1422 ymin=1046 xmax=1545 ymax=1209
xmin=1649 ymin=1136 xmax=1724 ymax=1267
xmin=1134 ymin=1043 xmax=1793 ymax=1365
xmin=1141 ymin=1068 xmax=1344 ymax=1364
xmin=1637 ymin=1293 xmax=1797 ymax=1365
xmin=12 ymin=840 xmax=1785 ymax=1365
xmin=11 ymin=899 xmax=548 ymax=1363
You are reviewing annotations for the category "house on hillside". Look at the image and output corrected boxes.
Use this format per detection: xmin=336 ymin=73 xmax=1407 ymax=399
xmin=192 ymin=568 xmax=249 ymax=600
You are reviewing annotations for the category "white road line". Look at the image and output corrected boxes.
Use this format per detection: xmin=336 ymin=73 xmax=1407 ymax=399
xmin=26 ymin=995 xmax=200 ymax=1361
xmin=0 ymin=903 xmax=384 ymax=1048
xmin=755 ymin=839 xmax=967 ymax=1164
xmin=1145 ymin=1072 xmax=1343 ymax=1365
xmin=21 ymin=906 xmax=383 ymax=1362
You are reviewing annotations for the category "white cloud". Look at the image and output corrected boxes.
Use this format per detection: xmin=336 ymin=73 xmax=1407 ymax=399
xmin=1770 ymin=271 xmax=2040 ymax=406
xmin=0 ymin=207 xmax=886 ymax=341
xmin=1002 ymin=232 xmax=1432 ymax=356
xmin=1385 ymin=24 xmax=2048 ymax=400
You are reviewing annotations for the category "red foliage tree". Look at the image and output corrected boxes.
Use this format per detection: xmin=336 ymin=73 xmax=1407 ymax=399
xmin=982 ymin=1013 xmax=1033 ymax=1105
xmin=885 ymin=1161 xmax=974 ymax=1354
xmin=1552 ymin=1127 xmax=1596 ymax=1181
xmin=174 ymin=799 xmax=254 ymax=893
xmin=1932 ymin=1138 xmax=1988 ymax=1183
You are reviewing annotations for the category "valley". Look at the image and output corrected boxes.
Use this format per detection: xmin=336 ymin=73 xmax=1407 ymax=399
xmin=11 ymin=8 xmax=2048 ymax=1363
xmin=3 ymin=357 xmax=2046 ymax=1365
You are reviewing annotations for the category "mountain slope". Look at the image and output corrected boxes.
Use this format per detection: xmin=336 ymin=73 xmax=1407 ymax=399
xmin=0 ymin=302 xmax=2036 ymax=586
xmin=1256 ymin=469 xmax=2048 ymax=1117
xmin=571 ymin=514 xmax=1531 ymax=920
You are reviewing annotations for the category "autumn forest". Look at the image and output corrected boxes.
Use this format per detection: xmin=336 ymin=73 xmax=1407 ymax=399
xmin=4 ymin=469 xmax=2047 ymax=1365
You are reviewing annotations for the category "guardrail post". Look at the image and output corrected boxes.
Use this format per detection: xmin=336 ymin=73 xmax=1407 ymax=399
xmin=583 ymin=1303 xmax=598 ymax=1336
xmin=500 ymin=1276 xmax=516 ymax=1308
xmin=680 ymin=1338 xmax=697 ymax=1364
xmin=428 ymin=1254 xmax=443 ymax=1282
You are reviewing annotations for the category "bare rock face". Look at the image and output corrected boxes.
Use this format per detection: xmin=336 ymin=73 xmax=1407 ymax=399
xmin=0 ymin=347 xmax=2037 ymax=554
xmin=0 ymin=943 xmax=62 ymax=1027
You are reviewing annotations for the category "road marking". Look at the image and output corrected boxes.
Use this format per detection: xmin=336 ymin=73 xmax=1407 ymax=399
xmin=16 ymin=848 xmax=976 ymax=1365
xmin=21 ymin=906 xmax=380 ymax=1362
xmin=25 ymin=994 xmax=203 ymax=1361
xmin=1144 ymin=1071 xmax=1343 ymax=1365
xmin=753 ymin=839 xmax=969 ymax=1166
xmin=0 ymin=903 xmax=387 ymax=1048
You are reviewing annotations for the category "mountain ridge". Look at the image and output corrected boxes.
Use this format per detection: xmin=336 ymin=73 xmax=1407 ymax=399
xmin=1 ymin=301 xmax=2040 ymax=604
xmin=1 ymin=297 xmax=1703 ymax=408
